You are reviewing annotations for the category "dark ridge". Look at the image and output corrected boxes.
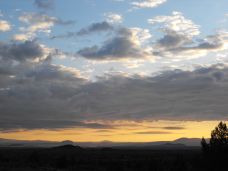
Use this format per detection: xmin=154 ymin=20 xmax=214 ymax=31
xmin=52 ymin=144 xmax=83 ymax=150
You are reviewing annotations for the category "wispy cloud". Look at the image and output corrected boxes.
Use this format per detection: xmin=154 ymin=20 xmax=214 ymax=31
xmin=162 ymin=126 xmax=185 ymax=130
xmin=51 ymin=21 xmax=113 ymax=39
xmin=134 ymin=131 xmax=171 ymax=134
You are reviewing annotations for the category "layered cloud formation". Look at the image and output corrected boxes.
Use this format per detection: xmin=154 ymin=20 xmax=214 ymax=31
xmin=1 ymin=0 xmax=228 ymax=133
xmin=1 ymin=40 xmax=228 ymax=131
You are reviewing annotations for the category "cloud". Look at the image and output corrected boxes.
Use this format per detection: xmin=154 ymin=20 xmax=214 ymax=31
xmin=75 ymin=13 xmax=227 ymax=62
xmin=0 ymin=40 xmax=58 ymax=80
xmin=155 ymin=31 xmax=191 ymax=50
xmin=148 ymin=11 xmax=200 ymax=38
xmin=14 ymin=13 xmax=74 ymax=41
xmin=77 ymin=27 xmax=152 ymax=60
xmin=0 ymin=20 xmax=11 ymax=32
xmin=61 ymin=63 xmax=228 ymax=121
xmin=0 ymin=62 xmax=87 ymax=131
xmin=77 ymin=21 xmax=114 ymax=36
xmin=162 ymin=126 xmax=185 ymax=130
xmin=50 ymin=21 xmax=114 ymax=39
xmin=0 ymin=40 xmax=91 ymax=131
xmin=0 ymin=43 xmax=87 ymax=131
xmin=147 ymin=12 xmax=228 ymax=60
xmin=135 ymin=131 xmax=171 ymax=134
xmin=34 ymin=0 xmax=55 ymax=10
xmin=19 ymin=13 xmax=57 ymax=33
xmin=104 ymin=13 xmax=123 ymax=23
xmin=0 ymin=40 xmax=45 ymax=62
xmin=12 ymin=34 xmax=31 ymax=42
xmin=19 ymin=13 xmax=74 ymax=29
xmin=57 ymin=12 xmax=228 ymax=62
xmin=153 ymin=31 xmax=228 ymax=59
xmin=2 ymin=45 xmax=228 ymax=131
xmin=131 ymin=0 xmax=167 ymax=9
xmin=0 ymin=120 xmax=111 ymax=131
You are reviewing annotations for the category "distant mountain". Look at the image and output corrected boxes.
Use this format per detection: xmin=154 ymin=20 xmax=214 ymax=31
xmin=52 ymin=144 xmax=83 ymax=150
xmin=0 ymin=137 xmax=204 ymax=148
xmin=0 ymin=138 xmax=60 ymax=147
xmin=60 ymin=140 xmax=75 ymax=145
xmin=173 ymin=138 xmax=203 ymax=146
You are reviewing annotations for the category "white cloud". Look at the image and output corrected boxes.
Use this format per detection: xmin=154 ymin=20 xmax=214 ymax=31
xmin=129 ymin=27 xmax=152 ymax=45
xmin=0 ymin=20 xmax=11 ymax=32
xmin=12 ymin=34 xmax=34 ymax=41
xmin=105 ymin=13 xmax=123 ymax=23
xmin=15 ymin=13 xmax=74 ymax=41
xmin=131 ymin=0 xmax=167 ymax=9
xmin=19 ymin=13 xmax=57 ymax=34
xmin=147 ymin=11 xmax=226 ymax=60
xmin=148 ymin=11 xmax=200 ymax=38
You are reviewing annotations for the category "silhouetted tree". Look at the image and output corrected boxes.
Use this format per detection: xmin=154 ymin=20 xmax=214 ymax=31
xmin=201 ymin=121 xmax=228 ymax=153
xmin=201 ymin=137 xmax=209 ymax=153
xmin=201 ymin=121 xmax=228 ymax=171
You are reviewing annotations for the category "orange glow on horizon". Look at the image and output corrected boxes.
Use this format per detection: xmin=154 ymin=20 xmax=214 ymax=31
xmin=0 ymin=120 xmax=223 ymax=142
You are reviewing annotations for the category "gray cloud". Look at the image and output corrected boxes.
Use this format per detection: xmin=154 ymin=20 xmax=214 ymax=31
xmin=0 ymin=41 xmax=88 ymax=131
xmin=56 ymin=19 xmax=75 ymax=26
xmin=0 ymin=40 xmax=44 ymax=62
xmin=34 ymin=0 xmax=55 ymax=10
xmin=51 ymin=21 xmax=113 ymax=39
xmin=153 ymin=32 xmax=228 ymax=59
xmin=155 ymin=31 xmax=191 ymax=50
xmin=77 ymin=37 xmax=141 ymax=60
xmin=77 ymin=21 xmax=114 ymax=36
xmin=77 ymin=27 xmax=150 ymax=60
xmin=0 ymin=63 xmax=87 ymax=131
xmin=67 ymin=64 xmax=228 ymax=121
xmin=0 ymin=120 xmax=111 ymax=131
xmin=135 ymin=131 xmax=171 ymax=134
xmin=162 ymin=126 xmax=185 ymax=130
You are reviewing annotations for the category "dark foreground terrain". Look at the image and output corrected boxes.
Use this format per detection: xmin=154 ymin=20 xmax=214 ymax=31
xmin=0 ymin=145 xmax=224 ymax=171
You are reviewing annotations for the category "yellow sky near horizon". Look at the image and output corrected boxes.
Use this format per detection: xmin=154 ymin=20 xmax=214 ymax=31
xmin=0 ymin=120 xmax=223 ymax=142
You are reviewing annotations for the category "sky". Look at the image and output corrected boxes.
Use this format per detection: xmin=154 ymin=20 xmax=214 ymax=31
xmin=0 ymin=0 xmax=228 ymax=142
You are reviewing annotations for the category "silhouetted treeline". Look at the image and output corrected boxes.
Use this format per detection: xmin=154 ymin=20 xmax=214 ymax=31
xmin=201 ymin=121 xmax=228 ymax=171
